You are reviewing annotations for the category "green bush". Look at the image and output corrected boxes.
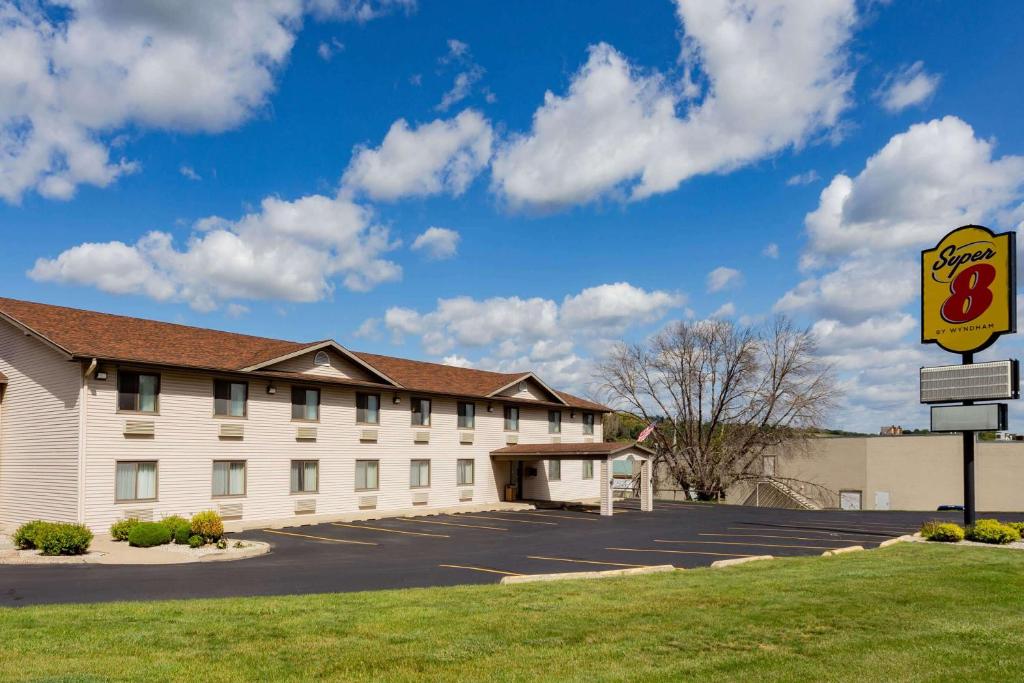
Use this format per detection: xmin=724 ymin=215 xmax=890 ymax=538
xmin=1005 ymin=521 xmax=1024 ymax=536
xmin=173 ymin=525 xmax=191 ymax=545
xmin=37 ymin=523 xmax=93 ymax=556
xmin=161 ymin=515 xmax=191 ymax=544
xmin=966 ymin=519 xmax=1021 ymax=545
xmin=128 ymin=522 xmax=172 ymax=548
xmin=109 ymin=517 xmax=140 ymax=542
xmin=919 ymin=520 xmax=945 ymax=539
xmin=190 ymin=510 xmax=224 ymax=541
xmin=187 ymin=534 xmax=204 ymax=549
xmin=12 ymin=520 xmax=52 ymax=550
xmin=925 ymin=523 xmax=964 ymax=543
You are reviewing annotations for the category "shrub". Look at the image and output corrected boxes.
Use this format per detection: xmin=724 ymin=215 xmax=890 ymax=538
xmin=925 ymin=523 xmax=964 ymax=543
xmin=919 ymin=520 xmax=945 ymax=539
xmin=12 ymin=520 xmax=52 ymax=550
xmin=190 ymin=510 xmax=224 ymax=542
xmin=1005 ymin=521 xmax=1024 ymax=536
xmin=966 ymin=519 xmax=1021 ymax=545
xmin=173 ymin=525 xmax=191 ymax=545
xmin=161 ymin=515 xmax=191 ymax=544
xmin=216 ymin=538 xmax=228 ymax=550
xmin=37 ymin=523 xmax=93 ymax=556
xmin=128 ymin=522 xmax=172 ymax=548
xmin=187 ymin=534 xmax=204 ymax=549
xmin=110 ymin=517 xmax=140 ymax=542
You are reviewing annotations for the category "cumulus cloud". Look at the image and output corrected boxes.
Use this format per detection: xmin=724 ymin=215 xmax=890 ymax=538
xmin=490 ymin=0 xmax=857 ymax=209
xmin=435 ymin=39 xmax=485 ymax=112
xmin=709 ymin=302 xmax=736 ymax=318
xmin=305 ymin=0 xmax=416 ymax=22
xmin=706 ymin=266 xmax=742 ymax=293
xmin=875 ymin=61 xmax=940 ymax=113
xmin=762 ymin=243 xmax=780 ymax=259
xmin=342 ymin=110 xmax=493 ymax=200
xmin=786 ymin=170 xmax=820 ymax=186
xmin=411 ymin=227 xmax=460 ymax=260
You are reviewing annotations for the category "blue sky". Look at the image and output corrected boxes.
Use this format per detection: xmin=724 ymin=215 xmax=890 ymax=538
xmin=2 ymin=0 xmax=1024 ymax=431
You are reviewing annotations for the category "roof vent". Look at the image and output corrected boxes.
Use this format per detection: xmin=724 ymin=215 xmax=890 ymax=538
xmin=518 ymin=381 xmax=527 ymax=392
xmin=314 ymin=350 xmax=330 ymax=366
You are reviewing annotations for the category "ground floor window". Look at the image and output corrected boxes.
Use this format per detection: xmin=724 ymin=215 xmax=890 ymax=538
xmin=548 ymin=460 xmax=561 ymax=481
xmin=582 ymin=460 xmax=594 ymax=479
xmin=356 ymin=459 xmax=380 ymax=491
xmin=410 ymin=459 xmax=430 ymax=488
xmin=457 ymin=459 xmax=474 ymax=486
xmin=291 ymin=460 xmax=319 ymax=493
xmin=213 ymin=460 xmax=246 ymax=497
xmin=115 ymin=461 xmax=157 ymax=501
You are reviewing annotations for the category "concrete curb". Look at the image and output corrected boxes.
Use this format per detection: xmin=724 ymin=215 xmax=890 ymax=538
xmin=710 ymin=555 xmax=773 ymax=568
xmin=822 ymin=545 xmax=864 ymax=557
xmin=878 ymin=535 xmax=915 ymax=548
xmin=500 ymin=564 xmax=675 ymax=585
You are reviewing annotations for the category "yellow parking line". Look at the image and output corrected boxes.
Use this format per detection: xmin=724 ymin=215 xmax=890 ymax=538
xmin=439 ymin=564 xmax=523 ymax=576
xmin=520 ymin=511 xmax=599 ymax=522
xmin=655 ymin=539 xmax=834 ymax=550
xmin=396 ymin=518 xmax=507 ymax=531
xmin=527 ymin=555 xmax=652 ymax=568
xmin=263 ymin=529 xmax=378 ymax=546
xmin=700 ymin=533 xmax=868 ymax=544
xmin=462 ymin=514 xmax=557 ymax=526
xmin=331 ymin=522 xmax=449 ymax=538
xmin=607 ymin=547 xmax=752 ymax=557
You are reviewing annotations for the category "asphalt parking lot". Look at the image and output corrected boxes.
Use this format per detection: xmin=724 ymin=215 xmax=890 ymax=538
xmin=3 ymin=502 xmax=1019 ymax=606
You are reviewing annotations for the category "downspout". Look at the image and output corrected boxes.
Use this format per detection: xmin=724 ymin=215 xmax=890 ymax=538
xmin=78 ymin=359 xmax=97 ymax=525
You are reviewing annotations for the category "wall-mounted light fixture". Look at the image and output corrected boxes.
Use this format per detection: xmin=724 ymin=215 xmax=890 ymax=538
xmin=95 ymin=370 xmax=108 ymax=381
xmin=570 ymin=410 xmax=576 ymax=418
xmin=487 ymin=403 xmax=494 ymax=413
xmin=393 ymin=393 xmax=401 ymax=405
xmin=266 ymin=383 xmax=277 ymax=395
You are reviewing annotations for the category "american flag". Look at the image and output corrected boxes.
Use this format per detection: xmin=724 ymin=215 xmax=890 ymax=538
xmin=637 ymin=422 xmax=656 ymax=442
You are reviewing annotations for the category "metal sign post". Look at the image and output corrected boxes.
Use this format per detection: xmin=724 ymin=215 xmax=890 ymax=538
xmin=921 ymin=225 xmax=1017 ymax=527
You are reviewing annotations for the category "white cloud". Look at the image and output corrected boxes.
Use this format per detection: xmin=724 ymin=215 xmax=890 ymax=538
xmin=762 ymin=243 xmax=779 ymax=259
xmin=411 ymin=226 xmax=460 ymax=260
xmin=811 ymin=314 xmax=916 ymax=354
xmin=706 ymin=266 xmax=742 ymax=293
xmin=561 ymin=282 xmax=685 ymax=329
xmin=305 ymin=0 xmax=416 ymax=22
xmin=441 ymin=354 xmax=472 ymax=368
xmin=342 ymin=110 xmax=493 ymax=200
xmin=876 ymin=61 xmax=940 ymax=113
xmin=30 ymin=193 xmax=401 ymax=311
xmin=179 ymin=165 xmax=201 ymax=181
xmin=774 ymin=256 xmax=917 ymax=323
xmin=317 ymin=38 xmax=345 ymax=61
xmin=710 ymin=302 xmax=735 ymax=318
xmin=437 ymin=67 xmax=485 ymax=112
xmin=786 ymin=170 xmax=820 ymax=186
xmin=491 ymin=0 xmax=857 ymax=209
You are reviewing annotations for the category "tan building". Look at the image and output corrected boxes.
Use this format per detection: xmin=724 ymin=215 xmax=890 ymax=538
xmin=0 ymin=297 xmax=653 ymax=532
xmin=727 ymin=435 xmax=1024 ymax=511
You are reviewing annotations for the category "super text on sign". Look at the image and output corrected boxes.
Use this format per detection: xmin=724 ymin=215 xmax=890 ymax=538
xmin=921 ymin=225 xmax=1017 ymax=355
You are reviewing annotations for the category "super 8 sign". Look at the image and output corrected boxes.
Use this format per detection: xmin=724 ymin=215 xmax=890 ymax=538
xmin=921 ymin=225 xmax=1017 ymax=354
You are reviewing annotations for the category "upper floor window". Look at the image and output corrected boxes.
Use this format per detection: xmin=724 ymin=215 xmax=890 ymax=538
xmin=291 ymin=387 xmax=320 ymax=421
xmin=504 ymin=406 xmax=519 ymax=431
xmin=356 ymin=392 xmax=380 ymax=425
xmin=457 ymin=401 xmax=475 ymax=429
xmin=314 ymin=350 xmax=330 ymax=366
xmin=582 ymin=412 xmax=595 ymax=435
xmin=118 ymin=371 xmax=159 ymax=413
xmin=214 ymin=380 xmax=248 ymax=417
xmin=411 ymin=397 xmax=431 ymax=426
xmin=548 ymin=410 xmax=562 ymax=434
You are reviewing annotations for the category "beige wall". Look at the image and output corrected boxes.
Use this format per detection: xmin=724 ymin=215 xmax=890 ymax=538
xmin=0 ymin=321 xmax=81 ymax=525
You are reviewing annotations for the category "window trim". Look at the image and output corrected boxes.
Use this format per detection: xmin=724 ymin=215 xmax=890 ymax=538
xmin=409 ymin=458 xmax=431 ymax=488
xmin=548 ymin=409 xmax=562 ymax=434
xmin=290 ymin=385 xmax=322 ymax=423
xmin=548 ymin=459 xmax=561 ymax=481
xmin=457 ymin=401 xmax=475 ymax=430
xmin=355 ymin=459 xmax=380 ymax=492
xmin=290 ymin=459 xmax=320 ymax=494
xmin=116 ymin=369 xmax=161 ymax=415
xmin=410 ymin=396 xmax=432 ymax=427
xmin=457 ymin=458 xmax=475 ymax=486
xmin=313 ymin=350 xmax=331 ymax=366
xmin=212 ymin=379 xmax=249 ymax=419
xmin=212 ymin=459 xmax=247 ymax=498
xmin=582 ymin=412 xmax=595 ymax=435
xmin=355 ymin=392 xmax=381 ymax=425
xmin=503 ymin=405 xmax=520 ymax=432
xmin=114 ymin=460 xmax=159 ymax=503
xmin=582 ymin=460 xmax=594 ymax=480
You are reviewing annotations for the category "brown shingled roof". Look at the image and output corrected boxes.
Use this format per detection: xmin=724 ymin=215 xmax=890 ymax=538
xmin=0 ymin=297 xmax=609 ymax=410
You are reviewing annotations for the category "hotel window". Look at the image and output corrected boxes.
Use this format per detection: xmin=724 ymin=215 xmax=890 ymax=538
xmin=582 ymin=460 xmax=594 ymax=479
xmin=504 ymin=405 xmax=519 ymax=431
xmin=548 ymin=410 xmax=562 ymax=434
xmin=582 ymin=412 xmax=595 ymax=435
xmin=548 ymin=460 xmax=561 ymax=481
xmin=212 ymin=460 xmax=246 ymax=497
xmin=291 ymin=387 xmax=320 ymax=421
xmin=356 ymin=392 xmax=380 ymax=425
xmin=115 ymin=461 xmax=157 ymax=501
xmin=355 ymin=460 xmax=379 ymax=491
xmin=457 ymin=401 xmax=475 ymax=429
xmin=457 ymin=459 xmax=475 ymax=486
xmin=214 ymin=380 xmax=248 ymax=417
xmin=290 ymin=460 xmax=319 ymax=493
xmin=411 ymin=397 xmax=431 ymax=426
xmin=118 ymin=371 xmax=160 ymax=413
xmin=410 ymin=459 xmax=431 ymax=488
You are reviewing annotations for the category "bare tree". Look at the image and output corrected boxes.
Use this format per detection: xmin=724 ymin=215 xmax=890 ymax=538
xmin=598 ymin=316 xmax=838 ymax=500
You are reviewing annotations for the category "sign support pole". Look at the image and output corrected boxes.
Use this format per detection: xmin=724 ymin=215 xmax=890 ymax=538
xmin=962 ymin=351 xmax=976 ymax=527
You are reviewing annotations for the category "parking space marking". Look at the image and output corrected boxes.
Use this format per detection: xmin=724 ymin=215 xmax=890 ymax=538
xmin=735 ymin=524 xmax=901 ymax=537
xmin=607 ymin=547 xmax=752 ymax=557
xmin=396 ymin=518 xmax=507 ymax=531
xmin=527 ymin=555 xmax=653 ymax=568
xmin=655 ymin=539 xmax=835 ymax=550
xmin=726 ymin=526 xmax=888 ymax=539
xmin=330 ymin=522 xmax=449 ymax=538
xmin=460 ymin=514 xmax=557 ymax=526
xmin=263 ymin=529 xmax=378 ymax=546
xmin=797 ymin=519 xmax=914 ymax=531
xmin=701 ymin=532 xmax=869 ymax=544
xmin=439 ymin=564 xmax=523 ymax=576
xmin=520 ymin=511 xmax=600 ymax=522
xmin=800 ymin=518 xmax=914 ymax=527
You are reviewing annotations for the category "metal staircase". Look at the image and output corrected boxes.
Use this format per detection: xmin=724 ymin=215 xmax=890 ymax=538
xmin=743 ymin=478 xmax=820 ymax=510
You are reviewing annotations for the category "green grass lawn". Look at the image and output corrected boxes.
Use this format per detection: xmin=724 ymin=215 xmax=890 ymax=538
xmin=2 ymin=544 xmax=1023 ymax=682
